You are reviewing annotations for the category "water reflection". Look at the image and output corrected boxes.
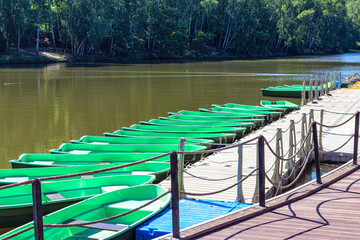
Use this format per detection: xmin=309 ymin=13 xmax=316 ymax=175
xmin=0 ymin=53 xmax=359 ymax=168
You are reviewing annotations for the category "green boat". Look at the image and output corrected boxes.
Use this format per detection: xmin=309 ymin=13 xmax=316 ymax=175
xmin=0 ymin=175 xmax=155 ymax=228
xmin=163 ymin=115 xmax=265 ymax=128
xmin=10 ymin=153 xmax=170 ymax=168
xmin=214 ymin=103 xmax=286 ymax=112
xmin=123 ymin=124 xmax=245 ymax=139
xmin=0 ymin=185 xmax=170 ymax=239
xmin=104 ymin=130 xmax=236 ymax=143
xmin=50 ymin=143 xmax=206 ymax=161
xmin=71 ymin=135 xmax=213 ymax=148
xmin=200 ymin=107 xmax=282 ymax=121
xmin=260 ymin=100 xmax=299 ymax=113
xmin=1 ymin=163 xmax=170 ymax=184
xmin=261 ymin=85 xmax=323 ymax=98
xmin=172 ymin=110 xmax=264 ymax=119
xmin=140 ymin=119 xmax=254 ymax=133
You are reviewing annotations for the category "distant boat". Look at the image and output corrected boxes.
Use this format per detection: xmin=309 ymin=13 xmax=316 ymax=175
xmin=0 ymin=175 xmax=155 ymax=228
xmin=0 ymin=185 xmax=170 ymax=239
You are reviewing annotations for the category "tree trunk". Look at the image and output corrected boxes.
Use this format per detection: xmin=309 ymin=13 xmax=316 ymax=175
xmin=5 ymin=32 xmax=9 ymax=53
xmin=48 ymin=0 xmax=56 ymax=48
xmin=109 ymin=36 xmax=114 ymax=56
xmin=17 ymin=26 xmax=21 ymax=56
xmin=36 ymin=12 xmax=40 ymax=56
xmin=55 ymin=0 xmax=64 ymax=48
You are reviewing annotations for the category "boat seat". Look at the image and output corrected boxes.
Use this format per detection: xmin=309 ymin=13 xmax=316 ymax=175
xmin=81 ymin=175 xmax=94 ymax=179
xmin=69 ymin=150 xmax=91 ymax=154
xmin=131 ymin=171 xmax=153 ymax=175
xmin=32 ymin=161 xmax=54 ymax=165
xmin=69 ymin=220 xmax=128 ymax=232
xmin=101 ymin=185 xmax=128 ymax=192
xmin=45 ymin=192 xmax=66 ymax=201
xmin=91 ymin=142 xmax=109 ymax=145
xmin=0 ymin=177 xmax=29 ymax=183
xmin=108 ymin=200 xmax=162 ymax=211
xmin=100 ymin=162 xmax=111 ymax=165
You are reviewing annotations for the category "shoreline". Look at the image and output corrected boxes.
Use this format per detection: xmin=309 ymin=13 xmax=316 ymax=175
xmin=0 ymin=49 xmax=359 ymax=65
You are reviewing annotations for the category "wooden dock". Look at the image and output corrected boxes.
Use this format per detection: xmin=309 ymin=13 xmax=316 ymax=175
xmin=178 ymin=159 xmax=360 ymax=239
xmin=159 ymin=88 xmax=360 ymax=203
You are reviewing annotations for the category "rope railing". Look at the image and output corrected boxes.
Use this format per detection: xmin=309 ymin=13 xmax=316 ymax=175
xmin=3 ymin=109 xmax=360 ymax=239
xmin=180 ymin=168 xmax=258 ymax=196
xmin=320 ymin=135 xmax=354 ymax=154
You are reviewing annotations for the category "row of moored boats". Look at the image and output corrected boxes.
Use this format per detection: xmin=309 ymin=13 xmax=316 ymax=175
xmin=0 ymin=100 xmax=298 ymax=239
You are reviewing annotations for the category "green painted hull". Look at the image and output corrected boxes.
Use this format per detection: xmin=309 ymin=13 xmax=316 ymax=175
xmin=1 ymin=163 xmax=170 ymax=184
xmin=164 ymin=115 xmax=265 ymax=128
xmin=0 ymin=175 xmax=155 ymax=228
xmin=200 ymin=107 xmax=282 ymax=121
xmin=123 ymin=124 xmax=245 ymax=139
xmin=261 ymin=85 xmax=324 ymax=98
xmin=50 ymin=143 xmax=206 ymax=161
xmin=260 ymin=100 xmax=299 ymax=113
xmin=173 ymin=110 xmax=264 ymax=119
xmin=218 ymin=103 xmax=286 ymax=112
xmin=104 ymin=130 xmax=236 ymax=143
xmin=71 ymin=135 xmax=213 ymax=148
xmin=140 ymin=119 xmax=254 ymax=133
xmin=10 ymin=153 xmax=170 ymax=168
xmin=0 ymin=185 xmax=170 ymax=239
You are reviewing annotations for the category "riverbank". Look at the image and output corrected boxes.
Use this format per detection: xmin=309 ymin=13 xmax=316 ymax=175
xmin=1 ymin=48 xmax=359 ymax=65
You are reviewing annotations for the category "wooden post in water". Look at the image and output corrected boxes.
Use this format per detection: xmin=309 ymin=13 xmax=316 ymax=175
xmin=170 ymin=151 xmax=180 ymax=238
xmin=287 ymin=120 xmax=296 ymax=171
xmin=308 ymin=77 xmax=313 ymax=103
xmin=32 ymin=179 xmax=44 ymax=240
xmin=325 ymin=74 xmax=329 ymax=94
xmin=178 ymin=138 xmax=185 ymax=197
xmin=258 ymin=135 xmax=266 ymax=207
xmin=271 ymin=129 xmax=282 ymax=184
xmin=312 ymin=123 xmax=322 ymax=185
xmin=237 ymin=145 xmax=245 ymax=202
xmin=353 ymin=112 xmax=359 ymax=165
xmin=301 ymin=80 xmax=306 ymax=106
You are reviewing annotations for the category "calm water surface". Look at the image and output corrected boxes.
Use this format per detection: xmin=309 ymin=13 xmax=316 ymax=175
xmin=0 ymin=53 xmax=360 ymax=168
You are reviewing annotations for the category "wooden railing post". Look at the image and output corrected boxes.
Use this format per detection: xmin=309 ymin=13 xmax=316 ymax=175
xmin=237 ymin=145 xmax=245 ymax=202
xmin=258 ymin=135 xmax=266 ymax=207
xmin=353 ymin=112 xmax=359 ymax=165
xmin=32 ymin=179 xmax=44 ymax=240
xmin=170 ymin=151 xmax=180 ymax=238
xmin=312 ymin=123 xmax=322 ymax=185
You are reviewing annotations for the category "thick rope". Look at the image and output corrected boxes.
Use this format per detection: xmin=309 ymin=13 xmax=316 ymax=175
xmin=320 ymin=135 xmax=354 ymax=154
xmin=43 ymin=190 xmax=171 ymax=228
xmin=315 ymin=109 xmax=355 ymax=115
xmin=316 ymin=113 xmax=356 ymax=128
xmin=1 ymin=226 xmax=34 ymax=240
xmin=264 ymin=125 xmax=312 ymax=162
xmin=265 ymin=149 xmax=313 ymax=190
xmin=179 ymin=168 xmax=258 ymax=196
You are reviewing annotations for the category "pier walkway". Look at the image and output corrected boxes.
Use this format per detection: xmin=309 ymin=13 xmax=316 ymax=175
xmin=159 ymin=88 xmax=360 ymax=203
xmin=188 ymin=159 xmax=360 ymax=239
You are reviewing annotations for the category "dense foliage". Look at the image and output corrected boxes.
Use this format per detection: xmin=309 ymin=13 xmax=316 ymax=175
xmin=0 ymin=0 xmax=359 ymax=58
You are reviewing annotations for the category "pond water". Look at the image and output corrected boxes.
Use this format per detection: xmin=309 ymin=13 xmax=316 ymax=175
xmin=0 ymin=53 xmax=360 ymax=168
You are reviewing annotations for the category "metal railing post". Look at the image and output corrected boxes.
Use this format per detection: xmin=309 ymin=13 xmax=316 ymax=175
xmin=237 ymin=145 xmax=245 ymax=202
xmin=170 ymin=151 xmax=180 ymax=238
xmin=178 ymin=138 xmax=185 ymax=196
xmin=353 ymin=112 xmax=359 ymax=165
xmin=312 ymin=123 xmax=322 ymax=185
xmin=258 ymin=135 xmax=266 ymax=207
xmin=32 ymin=179 xmax=44 ymax=240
